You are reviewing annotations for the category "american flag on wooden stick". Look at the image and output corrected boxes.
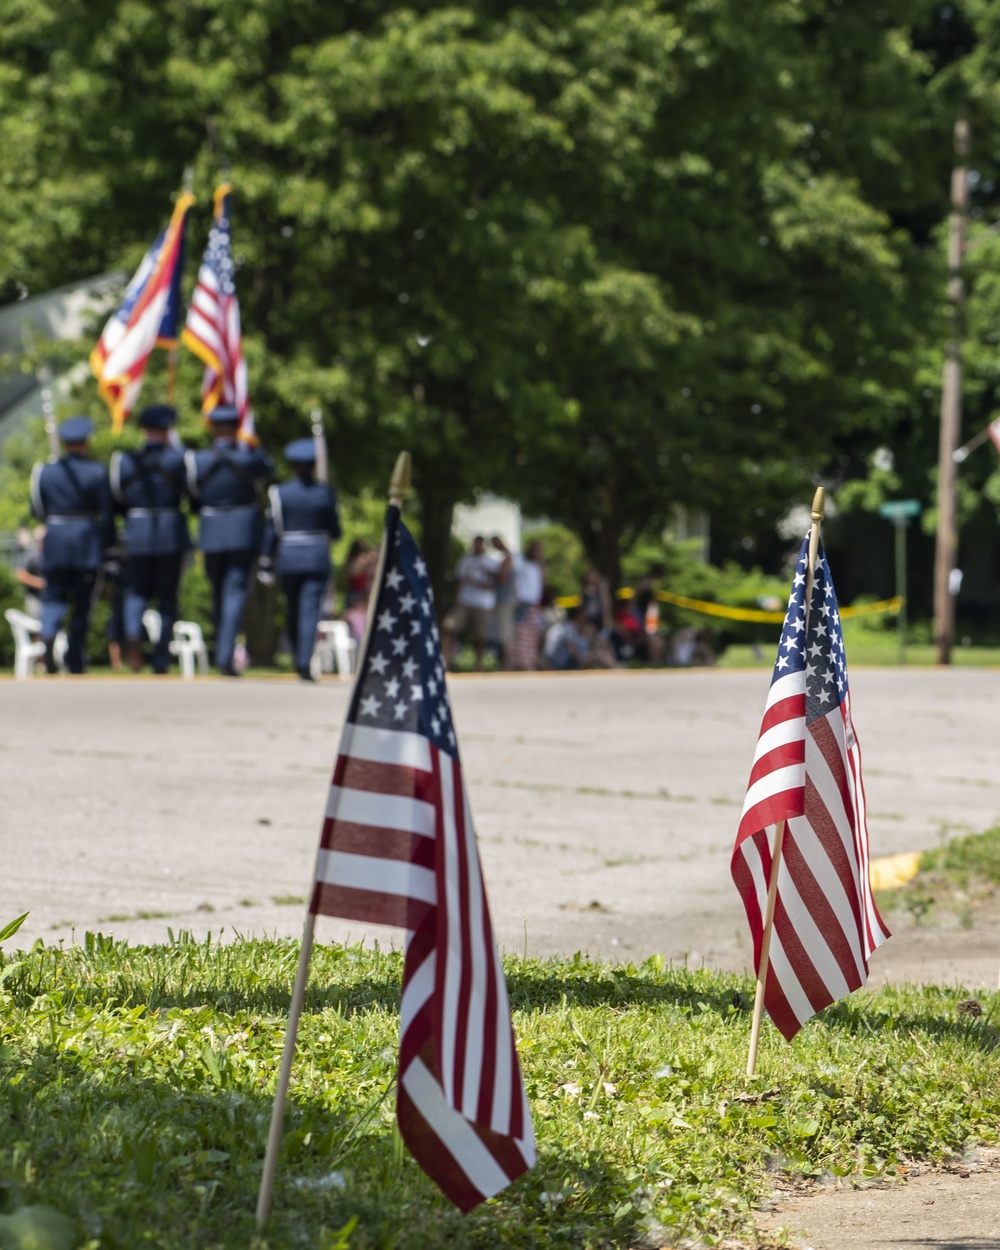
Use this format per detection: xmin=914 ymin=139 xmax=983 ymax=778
xmin=731 ymin=535 xmax=890 ymax=1041
xmin=310 ymin=504 xmax=535 ymax=1210
xmin=182 ymin=183 xmax=256 ymax=443
xmin=90 ymin=193 xmax=195 ymax=432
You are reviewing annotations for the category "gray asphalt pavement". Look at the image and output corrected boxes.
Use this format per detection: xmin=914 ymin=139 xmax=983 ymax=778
xmin=3 ymin=667 xmax=999 ymax=982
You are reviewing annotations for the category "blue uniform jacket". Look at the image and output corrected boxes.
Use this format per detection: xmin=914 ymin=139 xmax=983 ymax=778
xmin=110 ymin=443 xmax=190 ymax=557
xmin=30 ymin=454 xmax=114 ymax=572
xmin=261 ymin=478 xmax=342 ymax=577
xmin=185 ymin=440 xmax=272 ymax=554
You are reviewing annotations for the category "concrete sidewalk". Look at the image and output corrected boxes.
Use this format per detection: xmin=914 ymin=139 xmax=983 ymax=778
xmin=3 ymin=668 xmax=1000 ymax=984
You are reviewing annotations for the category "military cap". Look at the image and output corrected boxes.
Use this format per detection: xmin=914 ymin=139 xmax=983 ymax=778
xmin=284 ymin=438 xmax=317 ymax=465
xmin=58 ymin=416 xmax=94 ymax=442
xmin=138 ymin=404 xmax=177 ymax=430
xmin=209 ymin=405 xmax=240 ymax=425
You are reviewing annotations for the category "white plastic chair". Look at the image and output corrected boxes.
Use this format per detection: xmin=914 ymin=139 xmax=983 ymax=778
xmin=312 ymin=620 xmax=357 ymax=679
xmin=142 ymin=609 xmax=162 ymax=646
xmin=4 ymin=609 xmax=67 ymax=679
xmin=169 ymin=620 xmax=210 ymax=680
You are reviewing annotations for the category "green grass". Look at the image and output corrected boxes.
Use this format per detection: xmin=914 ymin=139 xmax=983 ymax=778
xmin=719 ymin=622 xmax=1000 ymax=668
xmin=1 ymin=937 xmax=999 ymax=1249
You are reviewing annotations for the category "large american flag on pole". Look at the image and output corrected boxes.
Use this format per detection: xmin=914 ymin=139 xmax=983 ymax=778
xmin=90 ymin=192 xmax=195 ymax=433
xmin=731 ymin=535 xmax=890 ymax=1041
xmin=310 ymin=505 xmax=535 ymax=1210
xmin=182 ymin=183 xmax=256 ymax=443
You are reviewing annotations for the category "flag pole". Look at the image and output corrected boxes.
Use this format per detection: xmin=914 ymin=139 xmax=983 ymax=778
xmin=38 ymin=367 xmax=59 ymax=462
xmin=746 ymin=487 xmax=825 ymax=1078
xmin=311 ymin=409 xmax=329 ymax=486
xmin=166 ymin=169 xmax=194 ymax=411
xmin=255 ymin=451 xmax=412 ymax=1228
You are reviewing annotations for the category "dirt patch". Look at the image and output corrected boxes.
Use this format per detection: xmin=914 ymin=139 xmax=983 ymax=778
xmin=755 ymin=1148 xmax=1000 ymax=1249
xmin=866 ymin=892 xmax=1000 ymax=992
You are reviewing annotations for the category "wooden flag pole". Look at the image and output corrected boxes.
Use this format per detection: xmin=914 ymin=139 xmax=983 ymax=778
xmin=746 ymin=487 xmax=825 ymax=1078
xmin=255 ymin=451 xmax=412 ymax=1228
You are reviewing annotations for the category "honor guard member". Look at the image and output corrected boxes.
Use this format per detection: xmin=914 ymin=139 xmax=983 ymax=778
xmin=29 ymin=416 xmax=115 ymax=673
xmin=110 ymin=404 xmax=190 ymax=674
xmin=185 ymin=406 xmax=272 ymax=675
xmin=259 ymin=439 xmax=342 ymax=681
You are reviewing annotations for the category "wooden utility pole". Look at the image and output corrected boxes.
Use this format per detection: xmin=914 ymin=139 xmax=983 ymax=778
xmin=934 ymin=118 xmax=970 ymax=665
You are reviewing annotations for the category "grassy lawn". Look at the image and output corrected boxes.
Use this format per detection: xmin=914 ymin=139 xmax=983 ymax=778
xmin=718 ymin=622 xmax=1000 ymax=669
xmin=1 ymin=936 xmax=999 ymax=1249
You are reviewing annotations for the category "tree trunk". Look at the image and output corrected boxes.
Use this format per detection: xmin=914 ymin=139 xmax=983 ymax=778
xmin=581 ymin=480 xmax=625 ymax=591
xmin=420 ymin=487 xmax=457 ymax=622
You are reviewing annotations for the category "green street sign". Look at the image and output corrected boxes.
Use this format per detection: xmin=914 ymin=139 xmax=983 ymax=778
xmin=878 ymin=498 xmax=922 ymax=522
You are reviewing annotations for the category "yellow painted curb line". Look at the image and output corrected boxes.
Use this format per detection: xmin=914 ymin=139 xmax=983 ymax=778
xmin=869 ymin=851 xmax=923 ymax=891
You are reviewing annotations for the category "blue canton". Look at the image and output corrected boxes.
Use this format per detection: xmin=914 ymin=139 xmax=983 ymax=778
xmin=772 ymin=534 xmax=848 ymax=724
xmin=348 ymin=511 xmax=458 ymax=758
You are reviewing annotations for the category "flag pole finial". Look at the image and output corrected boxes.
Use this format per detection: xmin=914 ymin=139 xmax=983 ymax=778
xmin=811 ymin=487 xmax=825 ymax=527
xmin=390 ymin=451 xmax=412 ymax=508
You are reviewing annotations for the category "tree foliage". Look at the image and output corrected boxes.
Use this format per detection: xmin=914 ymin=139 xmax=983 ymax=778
xmin=0 ymin=1 xmax=995 ymax=592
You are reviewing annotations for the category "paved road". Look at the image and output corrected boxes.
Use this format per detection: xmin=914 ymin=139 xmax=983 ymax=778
xmin=3 ymin=668 xmax=999 ymax=982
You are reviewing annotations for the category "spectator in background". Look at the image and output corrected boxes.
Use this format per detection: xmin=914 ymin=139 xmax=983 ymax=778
xmin=345 ymin=539 xmax=377 ymax=609
xmin=15 ymin=526 xmax=46 ymax=621
xmin=490 ymin=535 xmax=515 ymax=669
xmin=612 ymin=569 xmax=665 ymax=666
xmin=543 ymin=605 xmax=590 ymax=670
xmin=580 ymin=566 xmax=612 ymax=635
xmin=513 ymin=539 xmax=545 ymax=670
xmin=442 ymin=535 xmax=498 ymax=670
xmin=669 ymin=625 xmax=717 ymax=667
xmin=342 ymin=538 xmax=377 ymax=644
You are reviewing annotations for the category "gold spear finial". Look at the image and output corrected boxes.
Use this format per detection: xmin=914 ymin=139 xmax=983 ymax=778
xmin=390 ymin=451 xmax=412 ymax=508
xmin=810 ymin=486 xmax=825 ymax=527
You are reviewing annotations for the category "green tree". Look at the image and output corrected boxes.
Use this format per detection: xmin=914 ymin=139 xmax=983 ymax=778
xmin=0 ymin=1 xmax=982 ymax=597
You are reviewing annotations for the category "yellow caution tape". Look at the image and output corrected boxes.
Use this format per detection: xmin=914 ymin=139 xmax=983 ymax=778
xmin=654 ymin=590 xmax=783 ymax=623
xmin=554 ymin=589 xmax=904 ymax=624
xmin=869 ymin=851 xmax=923 ymax=891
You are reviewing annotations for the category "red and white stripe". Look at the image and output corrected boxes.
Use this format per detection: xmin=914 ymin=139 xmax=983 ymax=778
xmin=182 ymin=186 xmax=256 ymax=443
xmin=732 ymin=673 xmax=889 ymax=1042
xmin=310 ymin=722 xmax=535 ymax=1210
xmin=90 ymin=194 xmax=194 ymax=433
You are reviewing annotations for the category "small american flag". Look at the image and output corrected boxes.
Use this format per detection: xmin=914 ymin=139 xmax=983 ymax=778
xmin=182 ymin=183 xmax=255 ymax=443
xmin=731 ymin=535 xmax=890 ymax=1041
xmin=90 ymin=193 xmax=195 ymax=433
xmin=310 ymin=505 xmax=535 ymax=1210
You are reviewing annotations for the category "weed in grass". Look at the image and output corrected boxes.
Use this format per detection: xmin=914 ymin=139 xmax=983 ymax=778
xmin=902 ymin=888 xmax=936 ymax=926
xmin=98 ymin=909 xmax=176 ymax=923
xmin=0 ymin=938 xmax=998 ymax=1247
xmin=238 ymin=899 xmax=258 ymax=908
xmin=196 ymin=902 xmax=216 ymax=913
xmin=271 ymin=895 xmax=305 ymax=906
